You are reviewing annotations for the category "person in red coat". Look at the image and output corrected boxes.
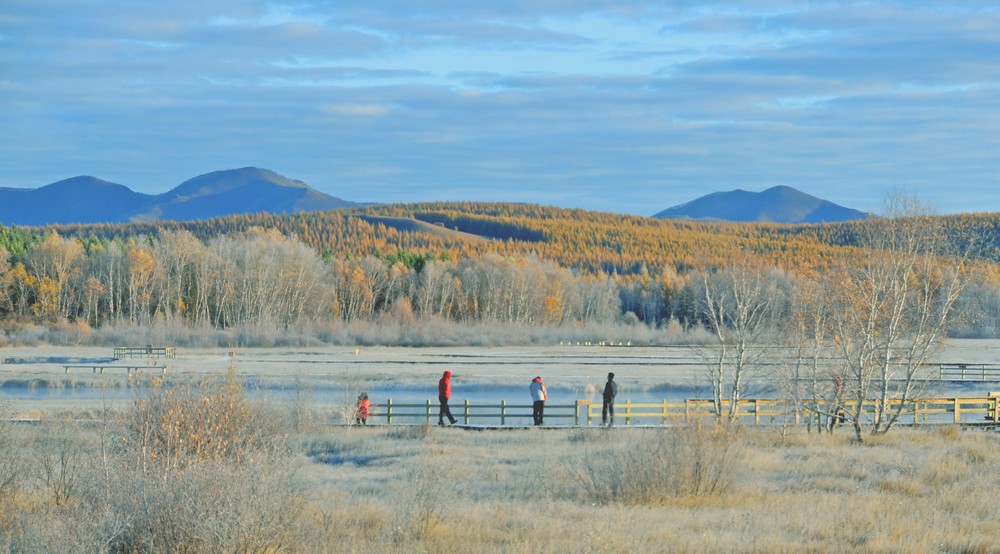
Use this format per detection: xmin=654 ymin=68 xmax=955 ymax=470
xmin=355 ymin=392 xmax=371 ymax=426
xmin=438 ymin=370 xmax=457 ymax=425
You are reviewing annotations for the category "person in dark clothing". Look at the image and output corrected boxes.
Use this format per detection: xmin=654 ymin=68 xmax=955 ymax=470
xmin=438 ymin=370 xmax=457 ymax=425
xmin=529 ymin=376 xmax=547 ymax=425
xmin=602 ymin=372 xmax=618 ymax=427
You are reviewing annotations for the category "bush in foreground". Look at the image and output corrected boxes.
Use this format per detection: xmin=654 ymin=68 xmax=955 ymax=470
xmin=570 ymin=422 xmax=742 ymax=505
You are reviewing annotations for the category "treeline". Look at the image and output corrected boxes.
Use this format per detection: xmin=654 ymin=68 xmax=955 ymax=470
xmin=10 ymin=202 xmax=859 ymax=277
xmin=3 ymin=202 xmax=1000 ymax=338
xmin=14 ymin=203 xmax=1000 ymax=276
xmin=0 ymin=228 xmax=620 ymax=331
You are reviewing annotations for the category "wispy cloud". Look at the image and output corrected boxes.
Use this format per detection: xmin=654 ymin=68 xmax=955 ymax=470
xmin=3 ymin=1 xmax=1000 ymax=215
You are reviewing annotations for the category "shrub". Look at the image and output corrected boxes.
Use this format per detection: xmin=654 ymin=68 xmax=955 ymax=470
xmin=125 ymin=367 xmax=287 ymax=474
xmin=0 ymin=402 xmax=24 ymax=502
xmin=571 ymin=422 xmax=742 ymax=505
xmin=94 ymin=367 xmax=299 ymax=552
xmin=102 ymin=457 xmax=301 ymax=553
xmin=33 ymin=426 xmax=88 ymax=506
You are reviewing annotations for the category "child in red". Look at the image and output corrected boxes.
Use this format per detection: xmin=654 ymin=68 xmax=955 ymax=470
xmin=355 ymin=392 xmax=371 ymax=426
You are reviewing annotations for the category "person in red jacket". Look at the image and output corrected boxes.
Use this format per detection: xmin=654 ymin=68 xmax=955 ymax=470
xmin=355 ymin=392 xmax=371 ymax=426
xmin=438 ymin=370 xmax=457 ymax=425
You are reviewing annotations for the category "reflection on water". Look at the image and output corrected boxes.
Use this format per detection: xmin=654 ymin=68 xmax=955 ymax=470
xmin=254 ymin=383 xmax=702 ymax=406
xmin=2 ymin=357 xmax=114 ymax=365
xmin=0 ymin=379 xmax=130 ymax=401
xmin=0 ymin=379 xmax=703 ymax=405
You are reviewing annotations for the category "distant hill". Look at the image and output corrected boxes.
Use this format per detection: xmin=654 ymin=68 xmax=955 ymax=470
xmin=0 ymin=167 xmax=359 ymax=225
xmin=0 ymin=176 xmax=153 ymax=227
xmin=653 ymin=185 xmax=871 ymax=223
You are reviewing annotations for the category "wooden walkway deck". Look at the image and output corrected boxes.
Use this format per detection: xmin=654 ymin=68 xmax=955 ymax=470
xmin=367 ymin=395 xmax=1000 ymax=427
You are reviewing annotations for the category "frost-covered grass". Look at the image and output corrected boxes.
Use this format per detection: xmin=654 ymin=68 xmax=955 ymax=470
xmin=3 ymin=388 xmax=999 ymax=553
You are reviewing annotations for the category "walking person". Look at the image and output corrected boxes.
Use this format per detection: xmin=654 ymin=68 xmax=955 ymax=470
xmin=602 ymin=372 xmax=618 ymax=427
xmin=530 ymin=376 xmax=548 ymax=426
xmin=438 ymin=370 xmax=458 ymax=426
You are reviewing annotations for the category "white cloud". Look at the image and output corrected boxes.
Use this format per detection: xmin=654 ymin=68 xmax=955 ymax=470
xmin=321 ymin=103 xmax=393 ymax=117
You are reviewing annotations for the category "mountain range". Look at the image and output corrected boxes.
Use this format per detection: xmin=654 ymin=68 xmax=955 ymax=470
xmin=0 ymin=167 xmax=358 ymax=226
xmin=653 ymin=185 xmax=870 ymax=223
xmin=0 ymin=169 xmax=870 ymax=226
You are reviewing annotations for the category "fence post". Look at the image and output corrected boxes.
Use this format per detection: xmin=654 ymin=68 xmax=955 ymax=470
xmin=501 ymin=400 xmax=507 ymax=426
xmin=685 ymin=399 xmax=690 ymax=424
xmin=625 ymin=399 xmax=631 ymax=425
xmin=754 ymin=399 xmax=761 ymax=425
xmin=954 ymin=398 xmax=961 ymax=424
xmin=464 ymin=399 xmax=470 ymax=425
xmin=386 ymin=399 xmax=393 ymax=426
xmin=662 ymin=400 xmax=668 ymax=425
xmin=587 ymin=401 xmax=592 ymax=426
xmin=426 ymin=399 xmax=432 ymax=425
xmin=913 ymin=401 xmax=919 ymax=425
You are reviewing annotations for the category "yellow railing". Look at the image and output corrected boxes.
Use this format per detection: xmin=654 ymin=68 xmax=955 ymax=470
xmin=369 ymin=396 xmax=1000 ymax=426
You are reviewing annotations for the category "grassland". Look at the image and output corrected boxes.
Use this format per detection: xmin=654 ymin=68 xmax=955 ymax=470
xmin=3 ymin=343 xmax=1000 ymax=551
xmin=2 ymin=389 xmax=999 ymax=552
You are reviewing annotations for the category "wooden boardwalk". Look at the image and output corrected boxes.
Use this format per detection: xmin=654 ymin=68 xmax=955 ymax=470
xmin=64 ymin=364 xmax=167 ymax=375
xmin=368 ymin=395 xmax=1000 ymax=427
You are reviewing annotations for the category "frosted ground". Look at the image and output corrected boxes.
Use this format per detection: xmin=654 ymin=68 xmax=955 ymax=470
xmin=3 ymin=339 xmax=1000 ymax=417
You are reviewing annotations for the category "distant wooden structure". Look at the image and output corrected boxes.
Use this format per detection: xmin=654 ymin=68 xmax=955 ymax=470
xmin=113 ymin=346 xmax=176 ymax=359
xmin=938 ymin=363 xmax=1000 ymax=381
xmin=65 ymin=364 xmax=166 ymax=375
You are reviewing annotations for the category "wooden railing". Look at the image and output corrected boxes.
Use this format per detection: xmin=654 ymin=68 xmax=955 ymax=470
xmin=373 ymin=399 xmax=584 ymax=426
xmin=113 ymin=346 xmax=176 ymax=359
xmin=64 ymin=364 xmax=167 ymax=375
xmin=369 ymin=396 xmax=1000 ymax=426
xmin=938 ymin=363 xmax=1000 ymax=381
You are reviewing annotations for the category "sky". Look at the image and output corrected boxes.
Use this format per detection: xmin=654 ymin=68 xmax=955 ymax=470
xmin=3 ymin=1 xmax=1000 ymax=216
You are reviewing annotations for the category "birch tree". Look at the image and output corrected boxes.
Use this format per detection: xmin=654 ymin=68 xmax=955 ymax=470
xmin=695 ymin=256 xmax=787 ymax=422
xmin=829 ymin=192 xmax=971 ymax=441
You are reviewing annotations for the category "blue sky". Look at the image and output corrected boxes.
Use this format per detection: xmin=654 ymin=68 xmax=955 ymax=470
xmin=3 ymin=1 xmax=1000 ymax=216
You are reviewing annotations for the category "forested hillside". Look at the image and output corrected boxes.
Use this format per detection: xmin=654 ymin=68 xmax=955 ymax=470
xmin=20 ymin=202 xmax=865 ymax=272
xmin=1 ymin=202 xmax=999 ymax=343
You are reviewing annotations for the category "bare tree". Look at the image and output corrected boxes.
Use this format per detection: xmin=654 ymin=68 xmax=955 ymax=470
xmin=153 ymin=229 xmax=204 ymax=323
xmin=782 ymin=271 xmax=845 ymax=434
xmin=0 ymin=245 xmax=12 ymax=316
xmin=829 ymin=191 xmax=971 ymax=441
xmin=694 ymin=256 xmax=787 ymax=422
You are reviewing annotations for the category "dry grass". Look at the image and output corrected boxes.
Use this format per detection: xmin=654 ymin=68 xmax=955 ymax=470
xmin=3 ymin=394 xmax=1000 ymax=552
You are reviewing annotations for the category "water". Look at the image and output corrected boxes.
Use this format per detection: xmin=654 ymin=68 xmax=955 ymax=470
xmin=2 ymin=373 xmax=996 ymax=426
xmin=0 ymin=376 xmax=988 ymax=404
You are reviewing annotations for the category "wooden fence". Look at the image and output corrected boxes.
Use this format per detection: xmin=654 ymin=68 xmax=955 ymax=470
xmin=938 ymin=363 xmax=1000 ymax=381
xmin=369 ymin=395 xmax=1000 ymax=427
xmin=113 ymin=346 xmax=176 ymax=359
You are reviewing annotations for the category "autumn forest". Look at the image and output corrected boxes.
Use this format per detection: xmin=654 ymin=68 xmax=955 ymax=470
xmin=2 ymin=201 xmax=1000 ymax=344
